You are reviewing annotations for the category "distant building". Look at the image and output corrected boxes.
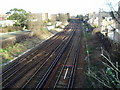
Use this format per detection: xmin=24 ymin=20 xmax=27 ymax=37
xmin=113 ymin=1 xmax=120 ymax=43
xmin=88 ymin=11 xmax=120 ymax=42
xmin=0 ymin=14 xmax=9 ymax=21
xmin=88 ymin=12 xmax=99 ymax=27
xmin=88 ymin=12 xmax=116 ymax=32
xmin=41 ymin=13 xmax=58 ymax=21
xmin=29 ymin=13 xmax=42 ymax=21
xmin=42 ymin=13 xmax=49 ymax=20
xmin=50 ymin=14 xmax=57 ymax=22
xmin=0 ymin=14 xmax=16 ymax=27
xmin=0 ymin=20 xmax=16 ymax=27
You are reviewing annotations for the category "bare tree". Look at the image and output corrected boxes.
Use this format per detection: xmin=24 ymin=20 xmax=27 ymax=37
xmin=28 ymin=13 xmax=43 ymax=36
xmin=28 ymin=13 xmax=43 ymax=30
xmin=58 ymin=13 xmax=68 ymax=23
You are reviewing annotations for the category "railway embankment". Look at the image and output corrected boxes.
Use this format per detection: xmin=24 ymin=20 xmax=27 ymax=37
xmin=0 ymin=28 xmax=52 ymax=65
xmin=83 ymin=25 xmax=120 ymax=88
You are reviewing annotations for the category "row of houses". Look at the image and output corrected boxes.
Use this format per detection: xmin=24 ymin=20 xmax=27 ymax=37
xmin=88 ymin=1 xmax=120 ymax=43
xmin=0 ymin=13 xmax=52 ymax=27
xmin=0 ymin=13 xmax=70 ymax=27
xmin=0 ymin=13 xmax=56 ymax=21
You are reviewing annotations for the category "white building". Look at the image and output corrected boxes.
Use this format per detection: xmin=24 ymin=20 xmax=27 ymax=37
xmin=0 ymin=20 xmax=16 ymax=27
xmin=41 ymin=13 xmax=52 ymax=20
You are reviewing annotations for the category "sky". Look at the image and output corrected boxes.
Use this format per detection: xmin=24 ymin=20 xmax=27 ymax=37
xmin=0 ymin=0 xmax=120 ymax=15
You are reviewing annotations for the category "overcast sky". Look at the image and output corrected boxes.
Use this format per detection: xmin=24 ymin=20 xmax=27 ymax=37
xmin=0 ymin=0 xmax=119 ymax=15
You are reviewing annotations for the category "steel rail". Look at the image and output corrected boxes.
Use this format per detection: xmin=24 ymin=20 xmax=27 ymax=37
xmin=1 ymin=34 xmax=62 ymax=81
xmin=2 ymin=30 xmax=72 ymax=88
xmin=21 ymin=31 xmax=74 ymax=89
xmin=2 ymin=32 xmax=68 ymax=87
xmin=35 ymin=31 xmax=75 ymax=89
xmin=1 ymin=33 xmax=60 ymax=75
xmin=67 ymin=32 xmax=81 ymax=89
xmin=43 ymin=30 xmax=75 ymax=88
xmin=53 ymin=26 xmax=81 ymax=89
xmin=53 ymin=33 xmax=75 ymax=89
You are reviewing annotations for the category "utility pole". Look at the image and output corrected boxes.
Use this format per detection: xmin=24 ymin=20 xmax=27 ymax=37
xmin=98 ymin=9 xmax=102 ymax=32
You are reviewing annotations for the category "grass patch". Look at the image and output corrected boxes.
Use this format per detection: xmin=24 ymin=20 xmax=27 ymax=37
xmin=0 ymin=43 xmax=26 ymax=64
xmin=0 ymin=36 xmax=45 ymax=64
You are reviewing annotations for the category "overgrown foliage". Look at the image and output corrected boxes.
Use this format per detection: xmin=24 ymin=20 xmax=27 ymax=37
xmin=0 ymin=37 xmax=42 ymax=64
xmin=6 ymin=8 xmax=30 ymax=29
xmin=83 ymin=22 xmax=120 ymax=89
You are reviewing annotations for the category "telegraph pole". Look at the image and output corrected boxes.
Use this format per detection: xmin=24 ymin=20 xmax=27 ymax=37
xmin=98 ymin=9 xmax=102 ymax=32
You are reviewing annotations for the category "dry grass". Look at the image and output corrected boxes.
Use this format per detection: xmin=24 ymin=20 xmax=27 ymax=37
xmin=33 ymin=27 xmax=52 ymax=39
xmin=0 ymin=26 xmax=52 ymax=64
xmin=0 ymin=36 xmax=43 ymax=64
xmin=0 ymin=26 xmax=22 ymax=33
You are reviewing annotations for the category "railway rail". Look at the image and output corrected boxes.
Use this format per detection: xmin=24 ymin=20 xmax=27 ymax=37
xmin=1 ymin=29 xmax=72 ymax=88
xmin=1 ymin=19 xmax=84 ymax=89
xmin=42 ymin=24 xmax=82 ymax=89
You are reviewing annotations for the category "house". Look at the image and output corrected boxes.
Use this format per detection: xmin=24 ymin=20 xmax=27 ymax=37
xmin=88 ymin=11 xmax=117 ymax=39
xmin=42 ymin=13 xmax=49 ymax=20
xmin=0 ymin=14 xmax=9 ymax=21
xmin=107 ymin=1 xmax=120 ymax=43
xmin=113 ymin=1 xmax=120 ymax=43
xmin=0 ymin=20 xmax=16 ymax=27
xmin=88 ymin=12 xmax=99 ymax=27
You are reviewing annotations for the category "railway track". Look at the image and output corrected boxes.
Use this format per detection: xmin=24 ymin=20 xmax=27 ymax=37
xmin=1 ymin=32 xmax=60 ymax=74
xmin=1 ymin=19 xmax=84 ymax=89
xmin=21 ymin=30 xmax=74 ymax=88
xmin=1 ymin=34 xmax=59 ymax=77
xmin=41 ymin=23 xmax=82 ymax=89
xmin=1 ymin=29 xmax=72 ymax=88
